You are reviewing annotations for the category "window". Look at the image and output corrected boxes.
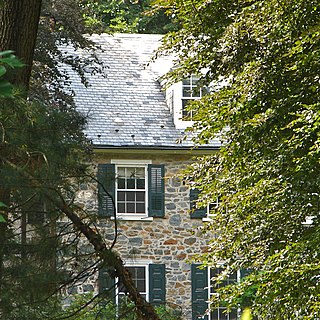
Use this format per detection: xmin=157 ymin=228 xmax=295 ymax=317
xmin=182 ymin=75 xmax=205 ymax=120
xmin=164 ymin=75 xmax=207 ymax=129
xmin=192 ymin=265 xmax=245 ymax=320
xmin=116 ymin=166 xmax=147 ymax=215
xmin=117 ymin=265 xmax=148 ymax=304
xmin=26 ymin=197 xmax=47 ymax=224
xmin=97 ymin=161 xmax=165 ymax=219
xmin=190 ymin=188 xmax=219 ymax=219
xmin=208 ymin=268 xmax=239 ymax=320
xmin=98 ymin=263 xmax=165 ymax=306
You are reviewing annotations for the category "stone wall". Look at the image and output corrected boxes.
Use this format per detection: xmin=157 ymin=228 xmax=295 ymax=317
xmin=77 ymin=152 xmax=208 ymax=319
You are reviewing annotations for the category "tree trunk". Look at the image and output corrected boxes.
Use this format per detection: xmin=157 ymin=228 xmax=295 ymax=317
xmin=0 ymin=188 xmax=10 ymax=317
xmin=58 ymin=199 xmax=161 ymax=320
xmin=0 ymin=0 xmax=42 ymax=89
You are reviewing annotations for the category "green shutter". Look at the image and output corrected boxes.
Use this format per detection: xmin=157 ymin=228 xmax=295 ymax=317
xmin=148 ymin=164 xmax=165 ymax=217
xmin=98 ymin=267 xmax=116 ymax=303
xmin=97 ymin=164 xmax=115 ymax=217
xmin=149 ymin=264 xmax=166 ymax=305
xmin=191 ymin=264 xmax=208 ymax=320
xmin=190 ymin=189 xmax=207 ymax=219
xmin=240 ymin=269 xmax=251 ymax=278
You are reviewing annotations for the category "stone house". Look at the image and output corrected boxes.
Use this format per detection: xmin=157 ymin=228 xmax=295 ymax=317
xmin=66 ymin=33 xmax=233 ymax=320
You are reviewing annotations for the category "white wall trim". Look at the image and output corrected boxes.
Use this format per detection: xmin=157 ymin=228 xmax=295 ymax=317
xmin=111 ymin=159 xmax=152 ymax=165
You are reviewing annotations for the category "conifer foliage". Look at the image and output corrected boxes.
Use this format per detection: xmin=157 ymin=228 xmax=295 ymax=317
xmin=0 ymin=1 xmax=161 ymax=319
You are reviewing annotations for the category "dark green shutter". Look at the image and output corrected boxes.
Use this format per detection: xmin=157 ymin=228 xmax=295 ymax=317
xmin=149 ymin=264 xmax=166 ymax=305
xmin=240 ymin=269 xmax=251 ymax=278
xmin=98 ymin=267 xmax=116 ymax=303
xmin=148 ymin=164 xmax=165 ymax=217
xmin=190 ymin=189 xmax=207 ymax=219
xmin=97 ymin=164 xmax=115 ymax=217
xmin=191 ymin=264 xmax=208 ymax=320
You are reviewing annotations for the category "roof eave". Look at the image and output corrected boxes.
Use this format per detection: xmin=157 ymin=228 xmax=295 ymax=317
xmin=92 ymin=144 xmax=219 ymax=155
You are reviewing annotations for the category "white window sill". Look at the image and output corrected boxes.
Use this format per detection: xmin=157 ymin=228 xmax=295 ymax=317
xmin=112 ymin=215 xmax=154 ymax=222
xmin=202 ymin=214 xmax=217 ymax=222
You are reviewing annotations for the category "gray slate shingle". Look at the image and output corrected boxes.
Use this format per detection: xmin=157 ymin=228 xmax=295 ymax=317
xmin=64 ymin=33 xmax=220 ymax=149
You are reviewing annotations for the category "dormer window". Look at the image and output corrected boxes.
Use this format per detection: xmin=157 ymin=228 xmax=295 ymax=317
xmin=182 ymin=75 xmax=203 ymax=120
xmin=165 ymin=74 xmax=207 ymax=129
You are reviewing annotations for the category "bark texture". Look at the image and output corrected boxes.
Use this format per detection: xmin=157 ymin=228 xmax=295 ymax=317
xmin=0 ymin=0 xmax=42 ymax=89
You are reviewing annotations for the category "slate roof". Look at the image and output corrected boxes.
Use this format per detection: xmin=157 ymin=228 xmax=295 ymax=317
xmin=63 ymin=33 xmax=220 ymax=150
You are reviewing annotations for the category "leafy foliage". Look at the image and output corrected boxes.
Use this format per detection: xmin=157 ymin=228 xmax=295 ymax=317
xmin=84 ymin=0 xmax=177 ymax=34
xmin=62 ymin=293 xmax=182 ymax=320
xmin=0 ymin=51 xmax=24 ymax=97
xmin=155 ymin=0 xmax=320 ymax=318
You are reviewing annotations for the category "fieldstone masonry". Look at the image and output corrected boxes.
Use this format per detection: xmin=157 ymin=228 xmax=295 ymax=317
xmin=75 ymin=152 xmax=208 ymax=319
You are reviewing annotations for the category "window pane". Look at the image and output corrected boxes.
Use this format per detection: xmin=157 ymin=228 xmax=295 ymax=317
xmin=183 ymin=87 xmax=191 ymax=97
xmin=127 ymin=203 xmax=135 ymax=213
xmin=135 ymin=167 xmax=145 ymax=178
xmin=211 ymin=309 xmax=219 ymax=320
xmin=118 ymin=282 xmax=125 ymax=292
xmin=182 ymin=99 xmax=192 ymax=119
xmin=118 ymin=167 xmax=125 ymax=177
xmin=127 ymin=168 xmax=136 ymax=178
xmin=127 ymin=178 xmax=135 ymax=189
xmin=127 ymin=191 xmax=135 ymax=202
xmin=118 ymin=191 xmax=125 ymax=201
xmin=136 ymin=279 xmax=146 ymax=292
xmin=192 ymin=87 xmax=201 ymax=97
xmin=136 ymin=267 xmax=145 ymax=278
xmin=192 ymin=76 xmax=199 ymax=84
xmin=136 ymin=191 xmax=145 ymax=201
xmin=137 ymin=178 xmax=145 ymax=189
xmin=136 ymin=203 xmax=145 ymax=213
xmin=118 ymin=178 xmax=125 ymax=189
xmin=182 ymin=78 xmax=190 ymax=85
xmin=118 ymin=203 xmax=125 ymax=213
xmin=229 ymin=309 xmax=238 ymax=320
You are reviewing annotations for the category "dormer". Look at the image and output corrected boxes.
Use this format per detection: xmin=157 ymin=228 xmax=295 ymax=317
xmin=165 ymin=75 xmax=206 ymax=130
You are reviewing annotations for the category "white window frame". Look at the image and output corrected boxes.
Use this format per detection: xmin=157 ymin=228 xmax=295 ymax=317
xmin=165 ymin=75 xmax=206 ymax=130
xmin=115 ymin=260 xmax=151 ymax=305
xmin=181 ymin=74 xmax=204 ymax=120
xmin=111 ymin=160 xmax=153 ymax=221
xmin=207 ymin=267 xmax=241 ymax=320
xmin=203 ymin=198 xmax=220 ymax=222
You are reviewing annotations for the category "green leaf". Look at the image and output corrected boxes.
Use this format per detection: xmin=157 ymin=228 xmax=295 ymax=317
xmin=0 ymin=50 xmax=15 ymax=57
xmin=0 ymin=79 xmax=13 ymax=97
xmin=0 ymin=65 xmax=7 ymax=77
xmin=0 ymin=201 xmax=7 ymax=208
xmin=0 ymin=214 xmax=6 ymax=223
xmin=0 ymin=55 xmax=25 ymax=68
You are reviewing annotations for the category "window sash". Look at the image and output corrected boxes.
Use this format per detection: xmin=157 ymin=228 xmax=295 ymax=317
xmin=182 ymin=75 xmax=204 ymax=120
xmin=116 ymin=265 xmax=148 ymax=304
xmin=115 ymin=165 xmax=147 ymax=216
xmin=208 ymin=268 xmax=240 ymax=320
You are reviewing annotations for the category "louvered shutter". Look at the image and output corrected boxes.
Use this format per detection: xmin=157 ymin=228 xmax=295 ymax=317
xmin=190 ymin=189 xmax=207 ymax=219
xmin=98 ymin=267 xmax=116 ymax=303
xmin=240 ymin=269 xmax=252 ymax=278
xmin=148 ymin=164 xmax=165 ymax=217
xmin=149 ymin=264 xmax=166 ymax=305
xmin=191 ymin=264 xmax=208 ymax=320
xmin=97 ymin=164 xmax=115 ymax=217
